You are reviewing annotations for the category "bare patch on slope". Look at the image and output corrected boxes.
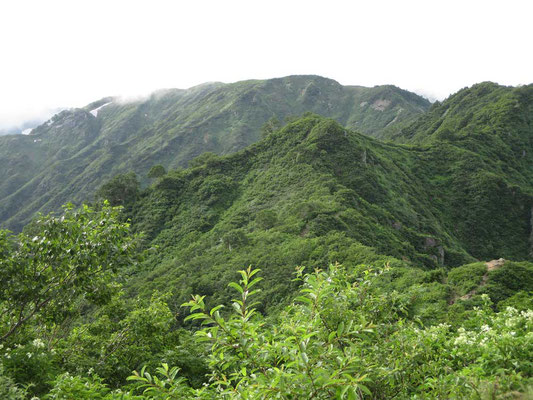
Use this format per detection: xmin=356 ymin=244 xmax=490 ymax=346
xmin=371 ymin=99 xmax=391 ymax=111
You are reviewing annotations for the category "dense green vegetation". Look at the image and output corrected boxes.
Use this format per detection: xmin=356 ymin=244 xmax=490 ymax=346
xmin=1 ymin=232 xmax=532 ymax=398
xmin=0 ymin=76 xmax=429 ymax=232
xmin=0 ymin=80 xmax=532 ymax=398
xmin=122 ymin=105 xmax=531 ymax=314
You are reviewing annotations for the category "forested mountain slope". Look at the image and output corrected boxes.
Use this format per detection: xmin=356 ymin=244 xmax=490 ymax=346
xmin=124 ymin=107 xmax=532 ymax=312
xmin=389 ymin=82 xmax=533 ymax=259
xmin=0 ymin=76 xmax=429 ymax=231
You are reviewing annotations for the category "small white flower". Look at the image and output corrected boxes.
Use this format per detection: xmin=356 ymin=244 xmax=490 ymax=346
xmin=26 ymin=352 xmax=33 ymax=359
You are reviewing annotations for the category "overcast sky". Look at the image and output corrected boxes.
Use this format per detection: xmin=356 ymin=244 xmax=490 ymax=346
xmin=1 ymin=0 xmax=532 ymax=130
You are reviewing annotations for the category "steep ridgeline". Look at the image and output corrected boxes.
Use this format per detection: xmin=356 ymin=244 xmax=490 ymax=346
xmin=0 ymin=76 xmax=429 ymax=231
xmin=125 ymin=112 xmax=532 ymax=314
xmin=388 ymin=82 xmax=533 ymax=259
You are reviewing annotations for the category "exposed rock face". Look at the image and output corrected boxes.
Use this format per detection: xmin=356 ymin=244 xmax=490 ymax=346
xmin=371 ymin=99 xmax=391 ymax=111
xmin=437 ymin=246 xmax=445 ymax=265
xmin=392 ymin=221 xmax=402 ymax=230
xmin=423 ymin=237 xmax=445 ymax=265
xmin=424 ymin=237 xmax=438 ymax=248
xmin=486 ymin=258 xmax=506 ymax=271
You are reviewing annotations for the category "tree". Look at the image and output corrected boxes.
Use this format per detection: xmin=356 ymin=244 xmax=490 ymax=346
xmin=147 ymin=165 xmax=166 ymax=180
xmin=260 ymin=116 xmax=281 ymax=138
xmin=96 ymin=172 xmax=140 ymax=207
xmin=0 ymin=202 xmax=139 ymax=343
xmin=255 ymin=209 xmax=277 ymax=229
xmin=188 ymin=152 xmax=220 ymax=169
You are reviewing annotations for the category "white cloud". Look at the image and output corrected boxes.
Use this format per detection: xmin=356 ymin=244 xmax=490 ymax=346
xmin=1 ymin=0 xmax=532 ymax=129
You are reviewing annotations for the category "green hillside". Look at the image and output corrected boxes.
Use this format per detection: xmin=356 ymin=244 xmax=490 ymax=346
xmin=391 ymin=83 xmax=533 ymax=259
xmin=0 ymin=76 xmax=429 ymax=231
xmin=123 ymin=106 xmax=531 ymax=313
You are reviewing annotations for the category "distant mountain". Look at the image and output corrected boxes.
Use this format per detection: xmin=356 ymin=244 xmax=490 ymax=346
xmin=0 ymin=75 xmax=430 ymax=231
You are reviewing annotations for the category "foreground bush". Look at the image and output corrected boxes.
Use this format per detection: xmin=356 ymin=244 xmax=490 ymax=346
xmin=122 ymin=265 xmax=532 ymax=399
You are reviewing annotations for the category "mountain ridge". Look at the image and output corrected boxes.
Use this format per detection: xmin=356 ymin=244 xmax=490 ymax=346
xmin=120 ymin=104 xmax=531 ymax=311
xmin=0 ymin=75 xmax=430 ymax=231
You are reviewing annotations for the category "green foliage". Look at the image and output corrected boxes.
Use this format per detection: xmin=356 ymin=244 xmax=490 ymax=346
xmin=147 ymin=165 xmax=166 ymax=180
xmin=447 ymin=262 xmax=487 ymax=295
xmin=1 ymin=81 xmax=533 ymax=398
xmin=260 ymin=116 xmax=281 ymax=138
xmin=481 ymin=261 xmax=533 ymax=304
xmin=127 ymin=266 xmax=533 ymax=399
xmin=188 ymin=152 xmax=221 ymax=169
xmin=0 ymin=364 xmax=27 ymax=400
xmin=1 ymin=337 xmax=59 ymax=395
xmin=499 ymin=291 xmax=533 ymax=311
xmin=45 ymin=373 xmax=111 ymax=400
xmin=0 ymin=202 xmax=139 ymax=344
xmin=127 ymin=112 xmax=530 ymax=318
xmin=127 ymin=363 xmax=191 ymax=398
xmin=255 ymin=209 xmax=277 ymax=229
xmin=0 ymin=203 xmax=141 ymax=397
xmin=45 ymin=373 xmax=142 ymax=400
xmin=96 ymin=172 xmax=140 ymax=207
xmin=58 ymin=292 xmax=177 ymax=387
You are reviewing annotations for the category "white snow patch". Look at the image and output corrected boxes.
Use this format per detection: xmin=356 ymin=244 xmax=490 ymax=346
xmin=90 ymin=102 xmax=112 ymax=117
xmin=21 ymin=128 xmax=33 ymax=135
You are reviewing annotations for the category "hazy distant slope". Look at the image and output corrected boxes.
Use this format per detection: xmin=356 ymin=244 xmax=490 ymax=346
xmin=0 ymin=75 xmax=429 ymax=231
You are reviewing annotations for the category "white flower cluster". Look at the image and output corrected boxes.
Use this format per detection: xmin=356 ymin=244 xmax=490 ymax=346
xmin=3 ymin=345 xmax=12 ymax=359
xmin=32 ymin=338 xmax=45 ymax=349
xmin=451 ymin=308 xmax=533 ymax=349
xmin=453 ymin=327 xmax=477 ymax=346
